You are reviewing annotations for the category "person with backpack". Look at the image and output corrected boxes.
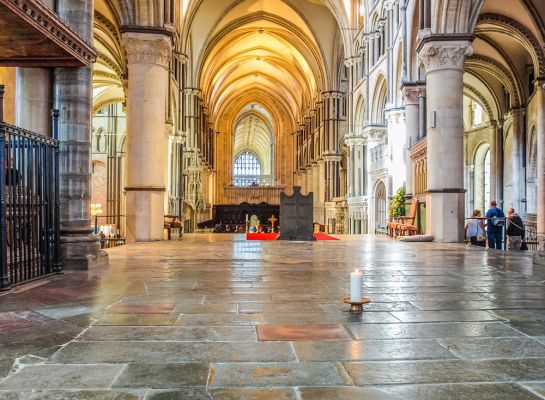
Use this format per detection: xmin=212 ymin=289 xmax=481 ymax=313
xmin=485 ymin=201 xmax=505 ymax=250
xmin=506 ymin=208 xmax=525 ymax=251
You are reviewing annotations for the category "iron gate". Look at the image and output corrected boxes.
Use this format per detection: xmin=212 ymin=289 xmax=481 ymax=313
xmin=0 ymin=86 xmax=61 ymax=290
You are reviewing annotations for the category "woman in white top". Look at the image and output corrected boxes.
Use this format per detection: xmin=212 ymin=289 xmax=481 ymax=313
xmin=465 ymin=209 xmax=486 ymax=247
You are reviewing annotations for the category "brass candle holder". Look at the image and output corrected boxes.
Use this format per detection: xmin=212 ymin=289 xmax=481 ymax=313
xmin=343 ymin=296 xmax=371 ymax=312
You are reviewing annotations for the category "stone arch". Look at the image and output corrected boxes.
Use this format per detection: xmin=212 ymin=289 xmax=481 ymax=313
xmin=371 ymin=74 xmax=387 ymax=124
xmin=463 ymin=83 xmax=495 ymax=123
xmin=477 ymin=13 xmax=545 ymax=78
xmin=353 ymin=94 xmax=365 ymax=134
xmin=373 ymin=179 xmax=388 ymax=230
xmin=93 ymin=8 xmax=125 ymax=115
xmin=196 ymin=12 xmax=329 ymax=94
xmin=394 ymin=43 xmax=404 ymax=106
xmin=431 ymin=0 xmax=484 ymax=35
xmin=465 ymin=55 xmax=522 ymax=108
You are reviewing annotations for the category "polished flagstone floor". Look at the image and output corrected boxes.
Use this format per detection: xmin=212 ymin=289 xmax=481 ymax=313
xmin=1 ymin=234 xmax=545 ymax=399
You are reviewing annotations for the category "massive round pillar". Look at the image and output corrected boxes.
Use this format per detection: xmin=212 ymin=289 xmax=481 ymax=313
xmin=122 ymin=32 xmax=172 ymax=242
xmin=54 ymin=0 xmax=104 ymax=269
xmin=418 ymin=39 xmax=473 ymax=242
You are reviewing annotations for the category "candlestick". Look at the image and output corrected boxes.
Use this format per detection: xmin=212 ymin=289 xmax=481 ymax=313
xmin=350 ymin=269 xmax=362 ymax=302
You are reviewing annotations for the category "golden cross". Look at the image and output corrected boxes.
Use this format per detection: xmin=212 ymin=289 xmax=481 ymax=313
xmin=268 ymin=215 xmax=278 ymax=230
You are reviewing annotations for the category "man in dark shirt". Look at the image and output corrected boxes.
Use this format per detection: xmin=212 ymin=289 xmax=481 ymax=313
xmin=506 ymin=208 xmax=525 ymax=251
xmin=485 ymin=201 xmax=505 ymax=250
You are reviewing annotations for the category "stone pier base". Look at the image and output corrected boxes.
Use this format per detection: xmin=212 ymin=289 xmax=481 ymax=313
xmin=60 ymin=233 xmax=108 ymax=270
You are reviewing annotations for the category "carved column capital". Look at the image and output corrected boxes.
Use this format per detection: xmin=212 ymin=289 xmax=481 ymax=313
xmin=179 ymin=53 xmax=189 ymax=64
xmin=385 ymin=109 xmax=406 ymax=124
xmin=402 ymin=83 xmax=426 ymax=105
xmin=418 ymin=41 xmax=473 ymax=74
xmin=122 ymin=33 xmax=172 ymax=69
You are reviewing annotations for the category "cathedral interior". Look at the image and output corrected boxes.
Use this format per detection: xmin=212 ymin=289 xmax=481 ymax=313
xmin=2 ymin=0 xmax=545 ymax=398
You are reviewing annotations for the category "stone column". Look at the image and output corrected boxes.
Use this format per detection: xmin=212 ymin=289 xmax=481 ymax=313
xmin=324 ymin=156 xmax=341 ymax=202
xmin=418 ymin=39 xmax=473 ymax=242
xmin=53 ymin=0 xmax=104 ymax=269
xmin=350 ymin=137 xmax=365 ymax=197
xmin=511 ymin=108 xmax=525 ymax=212
xmin=494 ymin=121 xmax=504 ymax=207
xmin=16 ymin=69 xmax=52 ymax=135
xmin=535 ymin=82 xmax=545 ymax=253
xmin=402 ymin=84 xmax=421 ymax=198
xmin=122 ymin=32 xmax=172 ymax=242
xmin=318 ymin=159 xmax=326 ymax=203
xmin=489 ymin=120 xmax=498 ymax=203
xmin=345 ymin=137 xmax=355 ymax=198
xmin=322 ymin=92 xmax=342 ymax=202
xmin=15 ymin=0 xmax=54 ymax=135
xmin=312 ymin=163 xmax=324 ymax=223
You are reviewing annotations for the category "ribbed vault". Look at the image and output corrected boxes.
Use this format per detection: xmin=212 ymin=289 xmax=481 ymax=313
xmin=188 ymin=0 xmax=343 ymax=195
xmin=92 ymin=2 xmax=125 ymax=114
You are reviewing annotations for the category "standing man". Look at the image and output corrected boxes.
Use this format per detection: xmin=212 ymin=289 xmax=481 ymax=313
xmin=485 ymin=201 xmax=505 ymax=250
xmin=506 ymin=208 xmax=525 ymax=251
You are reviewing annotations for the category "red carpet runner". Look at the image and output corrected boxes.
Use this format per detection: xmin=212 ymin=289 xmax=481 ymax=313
xmin=246 ymin=233 xmax=339 ymax=241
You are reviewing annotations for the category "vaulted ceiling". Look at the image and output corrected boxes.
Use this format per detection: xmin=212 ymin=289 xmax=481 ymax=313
xmin=92 ymin=0 xmax=125 ymax=114
xmin=464 ymin=0 xmax=545 ymax=122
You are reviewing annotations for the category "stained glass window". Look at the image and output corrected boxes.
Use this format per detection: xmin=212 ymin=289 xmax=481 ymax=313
xmin=234 ymin=152 xmax=261 ymax=186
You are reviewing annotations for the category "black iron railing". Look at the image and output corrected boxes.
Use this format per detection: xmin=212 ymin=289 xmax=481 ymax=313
xmin=0 ymin=86 xmax=61 ymax=290
xmin=524 ymin=221 xmax=539 ymax=251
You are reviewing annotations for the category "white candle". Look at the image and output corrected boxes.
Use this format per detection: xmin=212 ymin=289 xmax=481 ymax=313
xmin=350 ymin=270 xmax=363 ymax=302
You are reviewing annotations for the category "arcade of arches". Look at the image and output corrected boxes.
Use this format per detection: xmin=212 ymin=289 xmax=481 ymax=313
xmin=2 ymin=0 xmax=545 ymax=267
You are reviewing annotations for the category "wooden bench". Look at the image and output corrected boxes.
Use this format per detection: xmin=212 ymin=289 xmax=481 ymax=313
xmin=387 ymin=196 xmax=418 ymax=237
xmin=164 ymin=215 xmax=182 ymax=240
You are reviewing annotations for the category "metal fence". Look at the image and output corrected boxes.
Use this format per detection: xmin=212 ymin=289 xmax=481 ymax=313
xmin=0 ymin=86 xmax=61 ymax=290
xmin=524 ymin=221 xmax=539 ymax=251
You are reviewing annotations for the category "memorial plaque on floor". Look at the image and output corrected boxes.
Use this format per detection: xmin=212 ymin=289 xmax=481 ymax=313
xmin=277 ymin=186 xmax=315 ymax=241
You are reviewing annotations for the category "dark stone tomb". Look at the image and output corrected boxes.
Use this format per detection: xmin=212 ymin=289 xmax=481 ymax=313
xmin=277 ymin=186 xmax=315 ymax=241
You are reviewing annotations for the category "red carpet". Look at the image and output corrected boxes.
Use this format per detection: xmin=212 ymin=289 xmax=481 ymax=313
xmin=246 ymin=233 xmax=339 ymax=241
xmin=313 ymin=233 xmax=340 ymax=241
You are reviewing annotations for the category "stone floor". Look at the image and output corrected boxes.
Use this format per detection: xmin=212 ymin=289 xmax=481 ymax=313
xmin=1 ymin=234 xmax=545 ymax=399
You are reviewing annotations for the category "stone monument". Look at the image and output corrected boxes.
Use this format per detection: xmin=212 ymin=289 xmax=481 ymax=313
xmin=277 ymin=186 xmax=315 ymax=241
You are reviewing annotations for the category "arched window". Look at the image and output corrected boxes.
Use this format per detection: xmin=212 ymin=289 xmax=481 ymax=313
xmin=375 ymin=181 xmax=387 ymax=230
xmin=473 ymin=144 xmax=490 ymax=213
xmin=472 ymin=103 xmax=483 ymax=127
xmin=234 ymin=152 xmax=261 ymax=186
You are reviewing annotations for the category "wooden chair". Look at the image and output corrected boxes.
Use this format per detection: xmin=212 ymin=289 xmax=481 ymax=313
xmin=164 ymin=215 xmax=183 ymax=240
xmin=387 ymin=196 xmax=419 ymax=237
xmin=397 ymin=197 xmax=419 ymax=237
